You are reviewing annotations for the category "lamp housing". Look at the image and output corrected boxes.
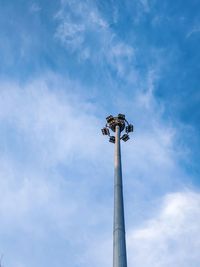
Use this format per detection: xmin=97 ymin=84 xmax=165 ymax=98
xmin=109 ymin=136 xmax=115 ymax=143
xmin=126 ymin=124 xmax=134 ymax=133
xmin=118 ymin=114 xmax=125 ymax=120
xmin=106 ymin=115 xmax=115 ymax=124
xmin=101 ymin=127 xmax=110 ymax=135
xmin=121 ymin=134 xmax=130 ymax=142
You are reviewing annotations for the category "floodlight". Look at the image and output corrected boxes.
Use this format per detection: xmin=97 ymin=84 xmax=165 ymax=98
xmin=106 ymin=115 xmax=115 ymax=124
xmin=118 ymin=114 xmax=125 ymax=120
xmin=101 ymin=127 xmax=110 ymax=135
xmin=109 ymin=136 xmax=115 ymax=143
xmin=126 ymin=124 xmax=134 ymax=133
xmin=121 ymin=134 xmax=129 ymax=142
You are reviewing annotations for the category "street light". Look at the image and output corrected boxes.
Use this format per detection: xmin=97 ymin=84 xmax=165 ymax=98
xmin=101 ymin=114 xmax=134 ymax=267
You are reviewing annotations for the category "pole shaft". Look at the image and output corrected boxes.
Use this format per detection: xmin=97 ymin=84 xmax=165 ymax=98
xmin=113 ymin=125 xmax=127 ymax=267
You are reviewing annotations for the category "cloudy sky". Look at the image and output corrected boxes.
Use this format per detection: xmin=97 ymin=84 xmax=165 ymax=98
xmin=0 ymin=0 xmax=200 ymax=266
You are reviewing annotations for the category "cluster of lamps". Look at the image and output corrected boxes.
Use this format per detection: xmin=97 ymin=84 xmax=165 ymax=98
xmin=101 ymin=114 xmax=134 ymax=143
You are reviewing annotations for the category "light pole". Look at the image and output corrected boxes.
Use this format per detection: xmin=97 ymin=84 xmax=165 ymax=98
xmin=101 ymin=114 xmax=134 ymax=267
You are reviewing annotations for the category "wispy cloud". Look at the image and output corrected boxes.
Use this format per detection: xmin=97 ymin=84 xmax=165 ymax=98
xmin=30 ymin=3 xmax=41 ymax=13
xmin=54 ymin=0 xmax=135 ymax=77
xmin=0 ymin=75 xmax=112 ymax=266
xmin=0 ymin=71 xmax=191 ymax=266
xmin=0 ymin=1 xmax=199 ymax=266
xmin=128 ymin=191 xmax=200 ymax=267
xmin=186 ymin=26 xmax=200 ymax=38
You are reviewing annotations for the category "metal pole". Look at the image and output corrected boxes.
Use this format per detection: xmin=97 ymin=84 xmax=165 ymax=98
xmin=101 ymin=114 xmax=133 ymax=267
xmin=113 ymin=125 xmax=127 ymax=267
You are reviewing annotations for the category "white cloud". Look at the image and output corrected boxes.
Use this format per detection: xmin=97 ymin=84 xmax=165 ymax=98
xmin=54 ymin=0 xmax=135 ymax=77
xmin=186 ymin=26 xmax=200 ymax=38
xmin=0 ymin=1 xmax=198 ymax=267
xmin=127 ymin=191 xmax=200 ymax=267
xmin=89 ymin=11 xmax=108 ymax=28
xmin=0 ymin=77 xmax=104 ymax=167
xmin=0 ymin=75 xmax=113 ymax=266
xmin=30 ymin=3 xmax=41 ymax=13
xmin=108 ymin=43 xmax=135 ymax=76
xmin=55 ymin=21 xmax=85 ymax=50
xmin=0 ymin=73 xmax=194 ymax=267
xmin=54 ymin=1 xmax=108 ymax=50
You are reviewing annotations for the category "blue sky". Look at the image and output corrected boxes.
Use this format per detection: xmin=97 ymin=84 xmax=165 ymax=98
xmin=0 ymin=0 xmax=200 ymax=266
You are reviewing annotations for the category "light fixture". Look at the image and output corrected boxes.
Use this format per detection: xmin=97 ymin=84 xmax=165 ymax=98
xmin=125 ymin=124 xmax=134 ymax=133
xmin=101 ymin=127 xmax=110 ymax=135
xmin=121 ymin=134 xmax=129 ymax=142
xmin=109 ymin=136 xmax=115 ymax=143
xmin=102 ymin=114 xmax=133 ymax=143
xmin=106 ymin=115 xmax=115 ymax=124
xmin=118 ymin=114 xmax=125 ymax=120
